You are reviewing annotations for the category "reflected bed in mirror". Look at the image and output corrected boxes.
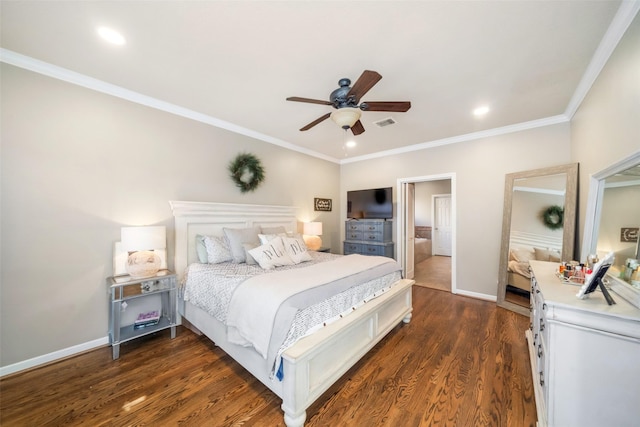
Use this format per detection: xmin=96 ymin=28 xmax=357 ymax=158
xmin=497 ymin=163 xmax=579 ymax=315
xmin=582 ymin=150 xmax=640 ymax=309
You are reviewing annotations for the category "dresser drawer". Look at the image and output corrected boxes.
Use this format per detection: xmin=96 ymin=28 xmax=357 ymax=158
xmin=361 ymin=222 xmax=383 ymax=233
xmin=343 ymin=242 xmax=362 ymax=254
xmin=346 ymin=222 xmax=364 ymax=232
xmin=363 ymin=231 xmax=383 ymax=242
xmin=345 ymin=230 xmax=364 ymax=240
xmin=362 ymin=244 xmax=385 ymax=256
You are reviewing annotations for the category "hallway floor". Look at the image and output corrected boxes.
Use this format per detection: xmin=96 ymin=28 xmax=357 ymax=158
xmin=413 ymin=255 xmax=451 ymax=292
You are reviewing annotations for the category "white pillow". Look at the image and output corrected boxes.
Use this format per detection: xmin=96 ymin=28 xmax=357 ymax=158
xmin=258 ymin=232 xmax=287 ymax=245
xmin=223 ymin=226 xmax=261 ymax=263
xmin=203 ymin=235 xmax=233 ymax=264
xmin=248 ymin=237 xmax=295 ymax=270
xmin=282 ymin=235 xmax=312 ymax=264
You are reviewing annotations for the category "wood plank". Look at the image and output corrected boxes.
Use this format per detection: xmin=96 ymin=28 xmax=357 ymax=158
xmin=0 ymin=287 xmax=536 ymax=426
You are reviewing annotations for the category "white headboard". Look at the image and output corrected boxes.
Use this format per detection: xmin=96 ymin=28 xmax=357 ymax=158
xmin=510 ymin=230 xmax=563 ymax=252
xmin=169 ymin=201 xmax=299 ymax=281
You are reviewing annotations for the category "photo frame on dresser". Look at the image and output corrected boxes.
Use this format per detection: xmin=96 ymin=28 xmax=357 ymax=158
xmin=577 ymin=251 xmax=615 ymax=304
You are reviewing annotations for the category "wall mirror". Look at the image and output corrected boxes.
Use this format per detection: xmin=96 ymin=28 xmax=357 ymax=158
xmin=582 ymin=151 xmax=640 ymax=303
xmin=497 ymin=163 xmax=579 ymax=315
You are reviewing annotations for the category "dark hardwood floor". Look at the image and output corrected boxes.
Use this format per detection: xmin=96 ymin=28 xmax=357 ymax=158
xmin=0 ymin=286 xmax=536 ymax=426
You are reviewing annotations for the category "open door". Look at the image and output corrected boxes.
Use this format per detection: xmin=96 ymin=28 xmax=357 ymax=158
xmin=403 ymin=183 xmax=416 ymax=279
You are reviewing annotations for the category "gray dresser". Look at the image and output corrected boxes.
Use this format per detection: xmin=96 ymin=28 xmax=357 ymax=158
xmin=343 ymin=220 xmax=394 ymax=258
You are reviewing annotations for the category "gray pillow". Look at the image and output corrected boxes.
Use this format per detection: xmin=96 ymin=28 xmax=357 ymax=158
xmin=223 ymin=226 xmax=261 ymax=263
xmin=195 ymin=235 xmax=208 ymax=263
xmin=203 ymin=235 xmax=233 ymax=264
xmin=261 ymin=225 xmax=287 ymax=235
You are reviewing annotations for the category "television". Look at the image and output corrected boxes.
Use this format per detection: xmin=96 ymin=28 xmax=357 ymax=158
xmin=347 ymin=187 xmax=393 ymax=219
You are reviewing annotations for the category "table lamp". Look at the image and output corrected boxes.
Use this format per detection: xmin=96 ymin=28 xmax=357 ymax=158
xmin=121 ymin=226 xmax=166 ymax=278
xmin=303 ymin=222 xmax=323 ymax=251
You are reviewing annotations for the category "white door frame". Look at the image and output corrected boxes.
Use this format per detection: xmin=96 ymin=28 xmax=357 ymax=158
xmin=397 ymin=173 xmax=457 ymax=294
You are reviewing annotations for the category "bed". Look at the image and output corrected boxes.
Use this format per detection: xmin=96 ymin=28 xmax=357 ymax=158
xmin=507 ymin=231 xmax=562 ymax=292
xmin=170 ymin=201 xmax=414 ymax=427
xmin=414 ymin=226 xmax=432 ymax=264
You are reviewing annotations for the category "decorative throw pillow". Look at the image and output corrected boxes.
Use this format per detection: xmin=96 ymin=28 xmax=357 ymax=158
xmin=203 ymin=235 xmax=233 ymax=264
xmin=511 ymin=247 xmax=535 ymax=263
xmin=535 ymin=247 xmax=561 ymax=262
xmin=282 ymin=235 xmax=312 ymax=264
xmin=248 ymin=237 xmax=295 ymax=270
xmin=223 ymin=226 xmax=261 ymax=263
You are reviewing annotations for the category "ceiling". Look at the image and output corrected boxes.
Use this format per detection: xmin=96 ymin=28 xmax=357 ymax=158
xmin=1 ymin=1 xmax=634 ymax=163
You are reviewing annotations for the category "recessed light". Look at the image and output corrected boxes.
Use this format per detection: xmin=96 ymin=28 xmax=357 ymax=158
xmin=345 ymin=140 xmax=357 ymax=148
xmin=97 ymin=26 xmax=126 ymax=45
xmin=473 ymin=105 xmax=490 ymax=116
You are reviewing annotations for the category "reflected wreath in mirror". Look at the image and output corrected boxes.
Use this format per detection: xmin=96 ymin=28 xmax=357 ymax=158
xmin=228 ymin=153 xmax=265 ymax=193
xmin=542 ymin=205 xmax=564 ymax=230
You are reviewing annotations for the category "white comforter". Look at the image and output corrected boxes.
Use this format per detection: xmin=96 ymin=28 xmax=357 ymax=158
xmin=182 ymin=252 xmax=402 ymax=376
xmin=226 ymin=254 xmax=401 ymax=360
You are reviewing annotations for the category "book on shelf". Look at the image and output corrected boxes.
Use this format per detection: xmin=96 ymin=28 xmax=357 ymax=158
xmin=134 ymin=310 xmax=160 ymax=329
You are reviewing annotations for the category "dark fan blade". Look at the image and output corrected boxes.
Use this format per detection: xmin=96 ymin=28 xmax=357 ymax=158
xmin=351 ymin=120 xmax=365 ymax=135
xmin=300 ymin=113 xmax=331 ymax=131
xmin=287 ymin=97 xmax=332 ymax=106
xmin=347 ymin=70 xmax=382 ymax=102
xmin=361 ymin=101 xmax=411 ymax=112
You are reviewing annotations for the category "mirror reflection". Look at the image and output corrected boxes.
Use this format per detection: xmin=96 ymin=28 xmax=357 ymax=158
xmin=497 ymin=163 xmax=578 ymax=315
xmin=596 ymin=164 xmax=640 ymax=290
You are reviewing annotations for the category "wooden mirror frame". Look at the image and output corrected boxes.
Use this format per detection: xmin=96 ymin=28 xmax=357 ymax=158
xmin=497 ymin=163 xmax=579 ymax=315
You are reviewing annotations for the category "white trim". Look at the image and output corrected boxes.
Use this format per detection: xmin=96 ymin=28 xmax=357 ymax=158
xmin=564 ymin=0 xmax=640 ymax=119
xmin=0 ymin=336 xmax=109 ymax=378
xmin=0 ymin=48 xmax=339 ymax=164
xmin=341 ymin=115 xmax=569 ymax=164
xmin=581 ymin=150 xmax=640 ymax=261
xmin=455 ymin=289 xmax=496 ymax=302
xmin=397 ymin=173 xmax=457 ymax=295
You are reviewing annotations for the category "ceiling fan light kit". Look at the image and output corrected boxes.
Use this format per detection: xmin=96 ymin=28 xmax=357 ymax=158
xmin=287 ymin=70 xmax=411 ymax=136
xmin=331 ymin=108 xmax=361 ymax=129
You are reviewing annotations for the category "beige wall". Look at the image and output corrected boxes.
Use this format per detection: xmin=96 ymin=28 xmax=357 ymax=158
xmin=571 ymin=14 xmax=640 ymax=251
xmin=414 ymin=180 xmax=452 ymax=226
xmin=340 ymin=123 xmax=572 ymax=297
xmin=2 ymin=12 xmax=637 ymax=373
xmin=0 ymin=64 xmax=341 ymax=367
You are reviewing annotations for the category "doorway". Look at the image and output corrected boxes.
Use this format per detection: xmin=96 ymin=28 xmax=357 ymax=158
xmin=398 ymin=174 xmax=456 ymax=293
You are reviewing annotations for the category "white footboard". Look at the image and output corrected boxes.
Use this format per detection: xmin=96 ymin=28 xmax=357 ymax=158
xmin=279 ymin=278 xmax=413 ymax=427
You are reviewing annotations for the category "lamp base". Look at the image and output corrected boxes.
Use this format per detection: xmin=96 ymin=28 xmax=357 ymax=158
xmin=126 ymin=250 xmax=161 ymax=278
xmin=303 ymin=235 xmax=322 ymax=251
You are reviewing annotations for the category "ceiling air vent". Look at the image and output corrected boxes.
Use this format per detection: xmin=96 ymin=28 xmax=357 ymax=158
xmin=374 ymin=117 xmax=397 ymax=128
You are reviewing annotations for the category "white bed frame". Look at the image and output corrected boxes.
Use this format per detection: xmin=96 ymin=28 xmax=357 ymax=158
xmin=170 ymin=201 xmax=413 ymax=427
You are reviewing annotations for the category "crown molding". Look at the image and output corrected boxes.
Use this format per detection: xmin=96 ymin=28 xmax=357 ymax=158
xmin=0 ymin=48 xmax=341 ymax=164
xmin=564 ymin=0 xmax=640 ymax=118
xmin=340 ymin=115 xmax=569 ymax=164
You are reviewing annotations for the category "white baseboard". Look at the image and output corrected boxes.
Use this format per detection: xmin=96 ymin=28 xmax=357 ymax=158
xmin=0 ymin=336 xmax=109 ymax=378
xmin=455 ymin=289 xmax=497 ymax=302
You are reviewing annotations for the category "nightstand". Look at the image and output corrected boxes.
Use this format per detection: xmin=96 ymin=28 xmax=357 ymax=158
xmin=107 ymin=270 xmax=177 ymax=359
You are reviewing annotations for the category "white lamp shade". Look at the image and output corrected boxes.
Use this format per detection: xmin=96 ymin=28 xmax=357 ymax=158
xmin=121 ymin=226 xmax=166 ymax=252
xmin=330 ymin=108 xmax=361 ymax=129
xmin=303 ymin=222 xmax=323 ymax=236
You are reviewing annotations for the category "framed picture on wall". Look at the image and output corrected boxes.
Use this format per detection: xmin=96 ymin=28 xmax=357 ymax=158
xmin=314 ymin=198 xmax=332 ymax=212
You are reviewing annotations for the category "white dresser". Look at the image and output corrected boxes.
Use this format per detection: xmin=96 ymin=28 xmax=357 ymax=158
xmin=527 ymin=260 xmax=640 ymax=427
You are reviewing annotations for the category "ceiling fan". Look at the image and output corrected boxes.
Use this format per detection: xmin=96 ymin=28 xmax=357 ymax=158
xmin=286 ymin=70 xmax=411 ymax=136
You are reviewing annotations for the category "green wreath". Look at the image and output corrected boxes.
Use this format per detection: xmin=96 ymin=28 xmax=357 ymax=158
xmin=542 ymin=205 xmax=564 ymax=230
xmin=228 ymin=153 xmax=265 ymax=193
